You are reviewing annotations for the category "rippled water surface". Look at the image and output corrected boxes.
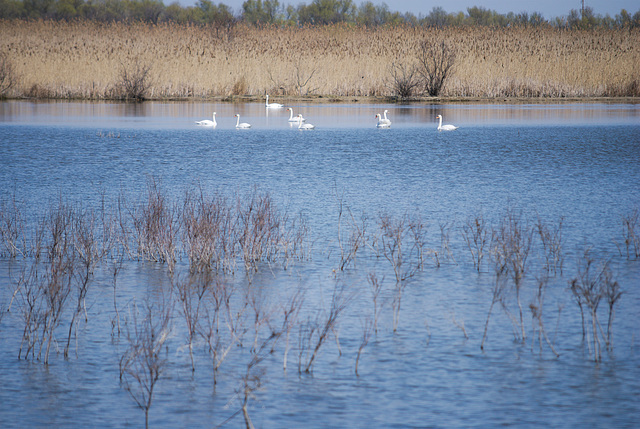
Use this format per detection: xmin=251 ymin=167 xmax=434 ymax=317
xmin=1 ymin=101 xmax=639 ymax=428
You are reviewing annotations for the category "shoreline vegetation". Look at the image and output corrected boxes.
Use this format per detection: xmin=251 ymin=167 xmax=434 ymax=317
xmin=1 ymin=19 xmax=639 ymax=102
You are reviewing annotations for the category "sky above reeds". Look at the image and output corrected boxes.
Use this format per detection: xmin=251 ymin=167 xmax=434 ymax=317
xmin=176 ymin=0 xmax=638 ymax=19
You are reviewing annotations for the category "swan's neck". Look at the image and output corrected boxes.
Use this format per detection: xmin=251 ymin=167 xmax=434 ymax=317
xmin=236 ymin=116 xmax=240 ymax=126
xmin=384 ymin=111 xmax=388 ymax=120
xmin=289 ymin=110 xmax=293 ymax=120
xmin=438 ymin=116 xmax=443 ymax=128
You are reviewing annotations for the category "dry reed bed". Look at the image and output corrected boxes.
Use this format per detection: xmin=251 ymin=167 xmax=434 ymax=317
xmin=1 ymin=20 xmax=639 ymax=99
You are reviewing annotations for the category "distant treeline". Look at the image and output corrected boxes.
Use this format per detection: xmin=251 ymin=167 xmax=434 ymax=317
xmin=1 ymin=0 xmax=639 ymax=28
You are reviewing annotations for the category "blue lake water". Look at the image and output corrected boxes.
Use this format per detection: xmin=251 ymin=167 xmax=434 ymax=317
xmin=0 ymin=100 xmax=639 ymax=428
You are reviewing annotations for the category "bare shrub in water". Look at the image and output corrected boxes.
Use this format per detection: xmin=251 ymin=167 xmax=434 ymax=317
xmin=355 ymin=317 xmax=373 ymax=376
xmin=437 ymin=221 xmax=457 ymax=266
xmin=198 ymin=278 xmax=246 ymax=385
xmin=65 ymin=208 xmax=101 ymax=358
xmin=237 ymin=188 xmax=286 ymax=272
xmin=240 ymin=326 xmax=281 ymax=429
xmin=335 ymin=188 xmax=367 ymax=271
xmin=568 ymin=249 xmax=623 ymax=362
xmin=601 ymin=264 xmax=622 ymax=351
xmin=0 ymin=192 xmax=27 ymax=258
xmin=41 ymin=200 xmax=76 ymax=364
xmin=366 ymin=272 xmax=385 ymax=334
xmin=529 ymin=274 xmax=559 ymax=357
xmin=174 ymin=272 xmax=210 ymax=372
xmin=128 ymin=178 xmax=179 ymax=269
xmin=120 ymin=297 xmax=172 ymax=429
xmin=492 ymin=209 xmax=533 ymax=342
xmin=480 ymin=245 xmax=509 ymax=351
xmin=16 ymin=200 xmax=77 ymax=363
xmin=378 ymin=213 xmax=423 ymax=332
xmin=536 ymin=216 xmax=565 ymax=275
xmin=16 ymin=263 xmax=45 ymax=360
xmin=279 ymin=289 xmax=305 ymax=371
xmin=619 ymin=208 xmax=640 ymax=260
xmin=182 ymin=188 xmax=238 ymax=273
xmin=300 ymin=283 xmax=352 ymax=373
xmin=462 ymin=213 xmax=489 ymax=272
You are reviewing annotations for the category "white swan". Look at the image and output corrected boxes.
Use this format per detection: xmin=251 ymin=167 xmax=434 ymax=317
xmin=235 ymin=114 xmax=251 ymax=129
xmin=195 ymin=112 xmax=217 ymax=127
xmin=265 ymin=94 xmax=284 ymax=109
xmin=297 ymin=114 xmax=315 ymax=130
xmin=287 ymin=107 xmax=305 ymax=122
xmin=436 ymin=114 xmax=458 ymax=131
xmin=382 ymin=109 xmax=392 ymax=125
xmin=375 ymin=113 xmax=390 ymax=128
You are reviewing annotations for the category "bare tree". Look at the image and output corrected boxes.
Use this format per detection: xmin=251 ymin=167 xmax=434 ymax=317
xmin=0 ymin=52 xmax=16 ymax=98
xmin=388 ymin=62 xmax=421 ymax=99
xmin=292 ymin=58 xmax=319 ymax=95
xmin=417 ymin=40 xmax=456 ymax=96
xmin=115 ymin=60 xmax=151 ymax=101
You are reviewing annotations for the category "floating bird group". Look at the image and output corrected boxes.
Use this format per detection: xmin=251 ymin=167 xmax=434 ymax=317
xmin=196 ymin=95 xmax=459 ymax=131
xmin=375 ymin=109 xmax=392 ymax=128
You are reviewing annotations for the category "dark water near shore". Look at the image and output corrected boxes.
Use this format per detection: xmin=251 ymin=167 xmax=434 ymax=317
xmin=1 ymin=101 xmax=639 ymax=428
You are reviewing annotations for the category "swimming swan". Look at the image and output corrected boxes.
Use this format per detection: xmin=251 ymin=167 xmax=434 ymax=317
xmin=436 ymin=115 xmax=458 ymax=131
xmin=382 ymin=109 xmax=392 ymax=125
xmin=298 ymin=114 xmax=315 ymax=130
xmin=235 ymin=114 xmax=251 ymax=129
xmin=265 ymin=95 xmax=284 ymax=109
xmin=196 ymin=112 xmax=217 ymax=127
xmin=375 ymin=113 xmax=390 ymax=128
xmin=287 ymin=107 xmax=305 ymax=122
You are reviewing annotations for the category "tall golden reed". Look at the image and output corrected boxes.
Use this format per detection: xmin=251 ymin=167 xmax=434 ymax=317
xmin=1 ymin=19 xmax=638 ymax=99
